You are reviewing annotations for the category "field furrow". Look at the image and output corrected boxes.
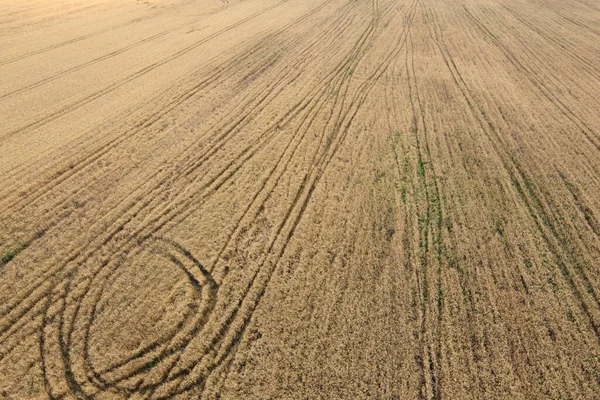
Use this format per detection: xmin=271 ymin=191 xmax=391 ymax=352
xmin=1 ymin=0 xmax=599 ymax=398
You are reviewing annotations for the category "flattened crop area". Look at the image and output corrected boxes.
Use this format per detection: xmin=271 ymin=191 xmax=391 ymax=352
xmin=1 ymin=0 xmax=600 ymax=397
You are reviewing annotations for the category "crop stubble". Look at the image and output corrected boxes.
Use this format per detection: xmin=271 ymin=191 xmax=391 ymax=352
xmin=0 ymin=0 xmax=599 ymax=398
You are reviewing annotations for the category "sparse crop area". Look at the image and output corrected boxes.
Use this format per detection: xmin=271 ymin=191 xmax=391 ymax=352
xmin=1 ymin=0 xmax=599 ymax=398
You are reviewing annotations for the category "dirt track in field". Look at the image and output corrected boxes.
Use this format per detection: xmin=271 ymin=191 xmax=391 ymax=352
xmin=1 ymin=0 xmax=600 ymax=398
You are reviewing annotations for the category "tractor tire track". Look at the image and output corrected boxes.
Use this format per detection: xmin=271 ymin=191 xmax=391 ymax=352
xmin=0 ymin=0 xmax=230 ymax=67
xmin=0 ymin=0 xmax=290 ymax=142
xmin=425 ymin=5 xmax=600 ymax=340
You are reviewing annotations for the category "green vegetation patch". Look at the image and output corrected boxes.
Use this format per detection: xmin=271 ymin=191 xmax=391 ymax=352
xmin=1 ymin=244 xmax=28 ymax=266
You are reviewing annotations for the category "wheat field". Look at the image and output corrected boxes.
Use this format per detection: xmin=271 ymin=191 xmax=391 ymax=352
xmin=1 ymin=0 xmax=600 ymax=398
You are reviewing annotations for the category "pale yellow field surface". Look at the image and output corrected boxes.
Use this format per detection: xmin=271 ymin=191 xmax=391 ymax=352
xmin=1 ymin=0 xmax=600 ymax=398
